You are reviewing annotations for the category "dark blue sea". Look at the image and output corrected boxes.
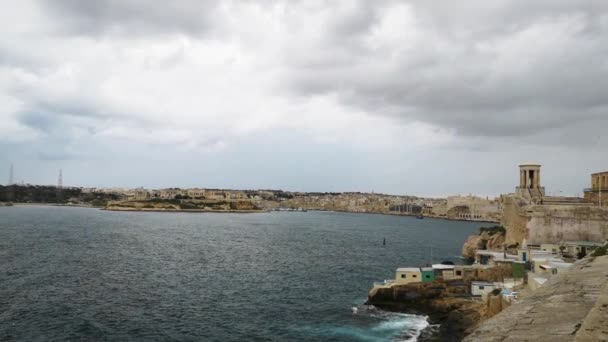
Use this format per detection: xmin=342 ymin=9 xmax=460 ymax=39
xmin=0 ymin=205 xmax=483 ymax=341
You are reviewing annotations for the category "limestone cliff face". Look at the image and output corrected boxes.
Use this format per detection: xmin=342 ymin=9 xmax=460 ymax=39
xmin=461 ymin=230 xmax=505 ymax=260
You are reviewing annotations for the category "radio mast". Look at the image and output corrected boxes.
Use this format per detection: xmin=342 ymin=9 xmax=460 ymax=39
xmin=56 ymin=169 xmax=63 ymax=203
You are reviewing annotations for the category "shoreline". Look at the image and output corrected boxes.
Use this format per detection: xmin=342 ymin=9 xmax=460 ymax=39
xmin=308 ymin=208 xmax=500 ymax=224
xmin=102 ymin=207 xmax=268 ymax=214
xmin=7 ymin=203 xmax=499 ymax=223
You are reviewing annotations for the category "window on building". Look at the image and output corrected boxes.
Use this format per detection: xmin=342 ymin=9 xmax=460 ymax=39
xmin=425 ymin=275 xmax=430 ymax=279
xmin=401 ymin=274 xmax=405 ymax=278
xmin=456 ymin=271 xmax=462 ymax=276
xmin=479 ymin=286 xmax=484 ymax=290
xmin=412 ymin=275 xmax=417 ymax=278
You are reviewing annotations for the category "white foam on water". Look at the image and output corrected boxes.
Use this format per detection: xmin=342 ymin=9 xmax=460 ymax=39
xmin=372 ymin=312 xmax=429 ymax=342
xmin=296 ymin=305 xmax=430 ymax=342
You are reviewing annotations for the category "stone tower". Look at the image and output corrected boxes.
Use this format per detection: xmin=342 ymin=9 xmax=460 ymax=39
xmin=518 ymin=163 xmax=545 ymax=198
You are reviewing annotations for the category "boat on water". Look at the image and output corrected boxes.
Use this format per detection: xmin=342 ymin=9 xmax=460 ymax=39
xmin=416 ymin=214 xmax=424 ymax=219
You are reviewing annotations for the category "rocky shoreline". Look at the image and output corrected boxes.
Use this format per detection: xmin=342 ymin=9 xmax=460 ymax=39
xmin=367 ymin=280 xmax=487 ymax=341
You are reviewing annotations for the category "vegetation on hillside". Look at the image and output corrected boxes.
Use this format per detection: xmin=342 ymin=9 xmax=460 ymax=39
xmin=591 ymin=243 xmax=608 ymax=257
xmin=479 ymin=225 xmax=506 ymax=235
xmin=0 ymin=185 xmax=120 ymax=205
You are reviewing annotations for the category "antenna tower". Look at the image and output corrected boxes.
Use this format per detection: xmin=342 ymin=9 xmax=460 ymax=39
xmin=56 ymin=169 xmax=63 ymax=203
xmin=9 ymin=164 xmax=14 ymax=185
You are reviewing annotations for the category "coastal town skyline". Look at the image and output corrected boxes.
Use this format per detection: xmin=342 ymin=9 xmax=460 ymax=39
xmin=2 ymin=160 xmax=603 ymax=198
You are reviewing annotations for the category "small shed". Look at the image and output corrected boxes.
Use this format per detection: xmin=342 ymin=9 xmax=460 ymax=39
xmin=454 ymin=265 xmax=475 ymax=280
xmin=471 ymin=281 xmax=496 ymax=297
xmin=563 ymin=241 xmax=604 ymax=257
xmin=395 ymin=267 xmax=422 ymax=284
xmin=540 ymin=243 xmax=560 ymax=254
xmin=420 ymin=267 xmax=435 ymax=282
xmin=432 ymin=264 xmax=456 ymax=280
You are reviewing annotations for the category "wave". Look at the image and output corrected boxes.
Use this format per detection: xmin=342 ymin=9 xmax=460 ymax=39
xmin=296 ymin=305 xmax=430 ymax=342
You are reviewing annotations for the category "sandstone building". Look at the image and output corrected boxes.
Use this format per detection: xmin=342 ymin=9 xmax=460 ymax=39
xmin=446 ymin=195 xmax=501 ymax=221
xmin=583 ymin=171 xmax=608 ymax=207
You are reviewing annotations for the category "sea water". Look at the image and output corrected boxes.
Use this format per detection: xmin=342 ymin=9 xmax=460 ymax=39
xmin=0 ymin=205 xmax=483 ymax=341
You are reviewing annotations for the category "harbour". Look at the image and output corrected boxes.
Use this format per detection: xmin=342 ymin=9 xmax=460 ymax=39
xmin=0 ymin=205 xmax=482 ymax=341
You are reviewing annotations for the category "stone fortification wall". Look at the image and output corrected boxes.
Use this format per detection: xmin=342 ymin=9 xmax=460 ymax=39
xmin=526 ymin=205 xmax=608 ymax=244
xmin=501 ymin=195 xmax=529 ymax=245
xmin=502 ymin=195 xmax=608 ymax=245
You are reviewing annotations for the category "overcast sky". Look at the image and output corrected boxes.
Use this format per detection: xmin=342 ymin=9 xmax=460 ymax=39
xmin=1 ymin=1 xmax=607 ymax=197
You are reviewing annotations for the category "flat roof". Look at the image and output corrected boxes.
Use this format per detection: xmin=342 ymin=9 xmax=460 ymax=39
xmin=476 ymin=250 xmax=518 ymax=259
xmin=476 ymin=250 xmax=503 ymax=256
xmin=494 ymin=258 xmax=516 ymax=263
xmin=591 ymin=171 xmax=608 ymax=176
xmin=396 ymin=267 xmax=420 ymax=272
xmin=531 ymin=255 xmax=565 ymax=262
xmin=549 ymin=262 xmax=574 ymax=269
xmin=432 ymin=264 xmax=455 ymax=270
xmin=472 ymin=281 xmax=495 ymax=286
xmin=564 ymin=241 xmax=605 ymax=247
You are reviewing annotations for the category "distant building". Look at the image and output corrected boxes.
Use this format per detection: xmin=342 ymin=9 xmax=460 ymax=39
xmin=540 ymin=243 xmax=560 ymax=254
xmin=446 ymin=195 xmax=501 ymax=221
xmin=583 ymin=171 xmax=608 ymax=207
xmin=205 ymin=190 xmax=226 ymax=200
xmin=157 ymin=188 xmax=187 ymax=199
xmin=125 ymin=188 xmax=149 ymax=201
xmin=395 ymin=267 xmax=422 ymax=284
xmin=471 ymin=281 xmax=496 ymax=297
xmin=475 ymin=250 xmax=517 ymax=265
xmin=563 ymin=241 xmax=605 ymax=257
xmin=187 ymin=189 xmax=205 ymax=198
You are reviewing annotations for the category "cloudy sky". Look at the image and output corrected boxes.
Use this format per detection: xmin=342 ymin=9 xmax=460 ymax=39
xmin=1 ymin=1 xmax=607 ymax=196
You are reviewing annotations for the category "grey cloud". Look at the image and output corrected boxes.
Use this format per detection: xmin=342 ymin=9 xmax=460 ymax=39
xmin=282 ymin=1 xmax=608 ymax=142
xmin=43 ymin=0 xmax=221 ymax=36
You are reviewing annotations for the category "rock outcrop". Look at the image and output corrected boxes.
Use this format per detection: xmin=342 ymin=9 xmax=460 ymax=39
xmin=105 ymin=199 xmax=262 ymax=212
xmin=367 ymin=281 xmax=486 ymax=341
xmin=462 ymin=227 xmax=506 ymax=261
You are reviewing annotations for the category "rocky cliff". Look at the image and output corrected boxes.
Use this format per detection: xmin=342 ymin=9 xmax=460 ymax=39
xmin=461 ymin=227 xmax=506 ymax=261
xmin=367 ymin=281 xmax=485 ymax=341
